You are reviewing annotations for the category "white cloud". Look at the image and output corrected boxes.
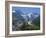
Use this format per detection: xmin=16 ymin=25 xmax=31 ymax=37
xmin=12 ymin=10 xmax=16 ymax=13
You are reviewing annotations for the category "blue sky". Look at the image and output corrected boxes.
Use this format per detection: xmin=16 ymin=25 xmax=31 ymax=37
xmin=12 ymin=7 xmax=40 ymax=15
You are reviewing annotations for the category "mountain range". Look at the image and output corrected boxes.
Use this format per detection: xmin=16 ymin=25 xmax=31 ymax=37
xmin=12 ymin=9 xmax=39 ymax=22
xmin=12 ymin=9 xmax=40 ymax=31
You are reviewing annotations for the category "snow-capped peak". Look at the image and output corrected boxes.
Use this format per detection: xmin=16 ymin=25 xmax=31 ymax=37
xmin=21 ymin=12 xmax=39 ymax=21
xmin=27 ymin=12 xmax=33 ymax=18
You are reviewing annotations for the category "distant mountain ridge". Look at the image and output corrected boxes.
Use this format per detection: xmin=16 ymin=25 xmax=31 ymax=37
xmin=12 ymin=9 xmax=39 ymax=23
